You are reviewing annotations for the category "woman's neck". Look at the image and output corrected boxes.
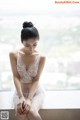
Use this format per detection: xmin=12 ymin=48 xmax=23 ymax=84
xmin=20 ymin=48 xmax=37 ymax=56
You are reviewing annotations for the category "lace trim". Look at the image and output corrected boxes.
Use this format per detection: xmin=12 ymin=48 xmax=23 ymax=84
xmin=16 ymin=51 xmax=40 ymax=83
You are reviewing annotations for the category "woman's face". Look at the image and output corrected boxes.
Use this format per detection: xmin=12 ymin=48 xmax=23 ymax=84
xmin=22 ymin=38 xmax=38 ymax=54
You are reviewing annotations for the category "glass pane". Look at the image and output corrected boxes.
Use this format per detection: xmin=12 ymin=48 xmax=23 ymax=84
xmin=0 ymin=0 xmax=80 ymax=90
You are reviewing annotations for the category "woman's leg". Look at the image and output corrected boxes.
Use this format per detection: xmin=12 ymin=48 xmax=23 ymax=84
xmin=16 ymin=113 xmax=27 ymax=120
xmin=15 ymin=106 xmax=29 ymax=120
xmin=27 ymin=92 xmax=45 ymax=120
xmin=27 ymin=109 xmax=42 ymax=120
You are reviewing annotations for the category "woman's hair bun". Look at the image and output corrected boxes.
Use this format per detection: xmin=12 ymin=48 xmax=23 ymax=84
xmin=23 ymin=21 xmax=34 ymax=28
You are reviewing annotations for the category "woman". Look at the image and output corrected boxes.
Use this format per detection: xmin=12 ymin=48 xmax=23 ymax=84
xmin=9 ymin=21 xmax=46 ymax=120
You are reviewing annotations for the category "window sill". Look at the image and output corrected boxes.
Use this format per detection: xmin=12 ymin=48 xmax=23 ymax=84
xmin=0 ymin=90 xmax=80 ymax=109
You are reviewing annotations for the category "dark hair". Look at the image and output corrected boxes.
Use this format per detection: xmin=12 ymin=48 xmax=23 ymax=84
xmin=21 ymin=21 xmax=39 ymax=43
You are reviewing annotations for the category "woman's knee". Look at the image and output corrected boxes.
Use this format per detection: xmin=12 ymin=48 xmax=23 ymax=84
xmin=15 ymin=106 xmax=26 ymax=120
xmin=28 ymin=109 xmax=39 ymax=116
xmin=16 ymin=112 xmax=26 ymax=120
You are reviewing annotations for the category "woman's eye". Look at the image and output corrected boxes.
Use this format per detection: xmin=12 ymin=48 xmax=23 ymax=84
xmin=33 ymin=44 xmax=37 ymax=46
xmin=25 ymin=45 xmax=30 ymax=47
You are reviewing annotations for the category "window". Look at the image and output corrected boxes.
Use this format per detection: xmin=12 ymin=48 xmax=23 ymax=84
xmin=0 ymin=0 xmax=80 ymax=91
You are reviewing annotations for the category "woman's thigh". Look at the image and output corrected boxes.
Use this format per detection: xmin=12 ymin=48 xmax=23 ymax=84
xmin=30 ymin=92 xmax=45 ymax=111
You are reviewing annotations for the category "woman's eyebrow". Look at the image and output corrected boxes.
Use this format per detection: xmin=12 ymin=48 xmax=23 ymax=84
xmin=34 ymin=42 xmax=38 ymax=44
xmin=25 ymin=43 xmax=30 ymax=46
xmin=33 ymin=43 xmax=37 ymax=44
xmin=25 ymin=42 xmax=37 ymax=46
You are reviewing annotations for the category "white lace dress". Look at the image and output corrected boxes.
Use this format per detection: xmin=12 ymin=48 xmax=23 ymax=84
xmin=12 ymin=51 xmax=45 ymax=112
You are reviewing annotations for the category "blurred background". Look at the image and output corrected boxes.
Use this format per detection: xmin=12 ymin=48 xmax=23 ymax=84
xmin=0 ymin=0 xmax=80 ymax=91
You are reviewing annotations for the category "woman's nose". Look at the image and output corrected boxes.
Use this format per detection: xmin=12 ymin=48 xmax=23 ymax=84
xmin=29 ymin=47 xmax=33 ymax=51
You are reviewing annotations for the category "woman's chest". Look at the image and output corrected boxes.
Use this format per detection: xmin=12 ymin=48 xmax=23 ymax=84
xmin=17 ymin=58 xmax=39 ymax=78
xmin=21 ymin=55 xmax=36 ymax=69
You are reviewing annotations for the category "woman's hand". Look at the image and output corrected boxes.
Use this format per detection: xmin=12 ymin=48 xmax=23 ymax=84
xmin=22 ymin=98 xmax=32 ymax=114
xmin=17 ymin=97 xmax=26 ymax=114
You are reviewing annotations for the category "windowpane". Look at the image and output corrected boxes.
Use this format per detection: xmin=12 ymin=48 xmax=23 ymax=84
xmin=0 ymin=0 xmax=80 ymax=90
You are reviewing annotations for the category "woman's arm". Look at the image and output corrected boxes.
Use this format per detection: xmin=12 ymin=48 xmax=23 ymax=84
xmin=27 ymin=56 xmax=46 ymax=101
xmin=9 ymin=52 xmax=24 ymax=99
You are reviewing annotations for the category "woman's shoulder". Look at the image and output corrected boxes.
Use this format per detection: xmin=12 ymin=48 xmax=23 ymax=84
xmin=40 ymin=55 xmax=46 ymax=62
xmin=37 ymin=53 xmax=46 ymax=62
xmin=34 ymin=51 xmax=45 ymax=58
xmin=9 ymin=50 xmax=18 ymax=59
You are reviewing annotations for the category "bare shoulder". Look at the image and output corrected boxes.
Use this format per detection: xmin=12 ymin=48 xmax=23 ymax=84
xmin=39 ymin=54 xmax=46 ymax=63
xmin=40 ymin=55 xmax=46 ymax=60
xmin=9 ymin=51 xmax=17 ymax=59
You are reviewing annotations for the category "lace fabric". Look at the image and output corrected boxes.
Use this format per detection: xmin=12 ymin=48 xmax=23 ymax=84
xmin=16 ymin=51 xmax=40 ymax=83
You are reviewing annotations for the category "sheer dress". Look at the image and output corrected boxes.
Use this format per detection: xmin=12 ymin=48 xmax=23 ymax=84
xmin=12 ymin=51 xmax=45 ymax=112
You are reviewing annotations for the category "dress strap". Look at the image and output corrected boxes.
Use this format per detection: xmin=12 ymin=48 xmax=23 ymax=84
xmin=17 ymin=51 xmax=41 ymax=66
xmin=36 ymin=54 xmax=41 ymax=66
xmin=16 ymin=51 xmax=22 ymax=64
